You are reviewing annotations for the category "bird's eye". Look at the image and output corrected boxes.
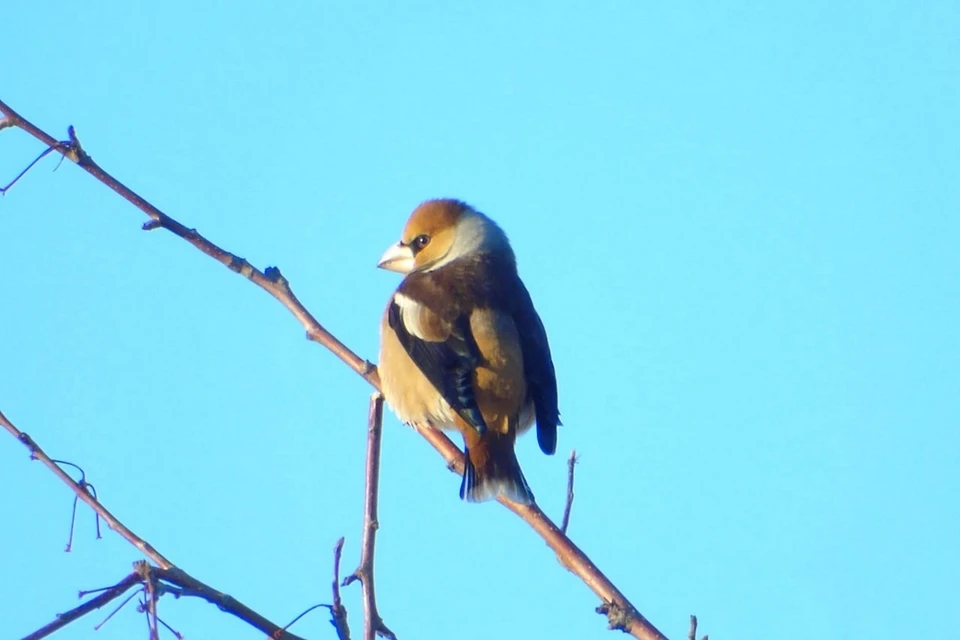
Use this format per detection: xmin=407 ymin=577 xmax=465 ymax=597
xmin=411 ymin=234 xmax=431 ymax=252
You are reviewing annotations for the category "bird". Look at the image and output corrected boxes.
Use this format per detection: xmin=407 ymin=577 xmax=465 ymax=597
xmin=377 ymin=198 xmax=560 ymax=505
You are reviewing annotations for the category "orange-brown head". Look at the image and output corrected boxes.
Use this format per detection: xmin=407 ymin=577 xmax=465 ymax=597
xmin=377 ymin=199 xmax=513 ymax=274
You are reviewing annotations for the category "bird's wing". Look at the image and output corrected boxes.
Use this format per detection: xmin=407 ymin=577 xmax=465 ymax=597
xmin=387 ymin=296 xmax=488 ymax=435
xmin=512 ymin=280 xmax=561 ymax=454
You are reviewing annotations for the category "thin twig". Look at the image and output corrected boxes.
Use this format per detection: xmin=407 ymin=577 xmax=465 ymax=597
xmin=0 ymin=98 xmax=668 ymax=640
xmin=156 ymin=613 xmax=184 ymax=639
xmin=0 ymin=410 xmax=173 ymax=568
xmin=327 ymin=537 xmax=351 ymax=640
xmin=0 ymin=145 xmax=55 ymax=194
xmin=53 ymin=459 xmax=101 ymax=551
xmin=561 ymin=449 xmax=579 ymax=534
xmin=0 ymin=410 xmax=307 ymax=640
xmin=20 ymin=572 xmax=141 ymax=640
xmin=343 ymin=394 xmax=395 ymax=640
xmin=93 ymin=587 xmax=142 ymax=631
xmin=283 ymin=604 xmax=335 ymax=637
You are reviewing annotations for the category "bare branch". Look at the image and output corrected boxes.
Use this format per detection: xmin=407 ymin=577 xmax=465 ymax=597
xmin=21 ymin=572 xmax=141 ymax=640
xmin=0 ymin=410 xmax=307 ymax=640
xmin=0 ymin=98 xmax=668 ymax=640
xmin=343 ymin=394 xmax=396 ymax=640
xmin=0 ymin=410 xmax=173 ymax=568
xmin=327 ymin=537 xmax=351 ymax=640
xmin=561 ymin=449 xmax=579 ymax=534
xmin=0 ymin=98 xmax=378 ymax=388
xmin=149 ymin=562 xmax=314 ymax=640
xmin=409 ymin=423 xmax=666 ymax=638
xmin=152 ymin=566 xmax=308 ymax=639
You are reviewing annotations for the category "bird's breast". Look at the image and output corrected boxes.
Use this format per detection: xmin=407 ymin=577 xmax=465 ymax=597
xmin=378 ymin=302 xmax=535 ymax=436
xmin=378 ymin=309 xmax=458 ymax=428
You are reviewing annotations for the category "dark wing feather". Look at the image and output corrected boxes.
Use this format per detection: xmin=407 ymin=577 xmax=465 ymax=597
xmin=387 ymin=301 xmax=488 ymax=435
xmin=512 ymin=281 xmax=560 ymax=454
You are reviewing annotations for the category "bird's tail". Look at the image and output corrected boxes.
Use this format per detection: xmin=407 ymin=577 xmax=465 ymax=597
xmin=460 ymin=433 xmax=535 ymax=505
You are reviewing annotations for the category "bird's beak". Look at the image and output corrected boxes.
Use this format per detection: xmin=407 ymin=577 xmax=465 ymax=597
xmin=377 ymin=242 xmax=415 ymax=273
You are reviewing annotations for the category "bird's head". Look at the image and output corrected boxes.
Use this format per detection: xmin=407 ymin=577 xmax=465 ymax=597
xmin=377 ymin=199 xmax=512 ymax=274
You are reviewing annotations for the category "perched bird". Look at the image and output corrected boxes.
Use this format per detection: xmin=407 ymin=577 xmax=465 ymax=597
xmin=377 ymin=199 xmax=560 ymax=505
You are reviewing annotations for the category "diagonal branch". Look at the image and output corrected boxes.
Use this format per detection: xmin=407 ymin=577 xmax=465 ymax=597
xmin=0 ymin=98 xmax=668 ymax=640
xmin=152 ymin=566 xmax=306 ymax=638
xmin=0 ymin=99 xmax=377 ymax=388
xmin=0 ymin=409 xmax=173 ymax=568
xmin=21 ymin=572 xmax=141 ymax=640
xmin=0 ymin=410 xmax=307 ymax=640
xmin=342 ymin=394 xmax=396 ymax=640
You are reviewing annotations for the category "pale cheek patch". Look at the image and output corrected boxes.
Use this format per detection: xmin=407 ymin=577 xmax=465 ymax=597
xmin=422 ymin=211 xmax=489 ymax=272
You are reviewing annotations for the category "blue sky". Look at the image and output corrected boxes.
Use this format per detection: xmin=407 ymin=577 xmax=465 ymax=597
xmin=2 ymin=2 xmax=958 ymax=639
